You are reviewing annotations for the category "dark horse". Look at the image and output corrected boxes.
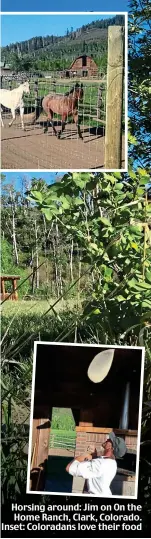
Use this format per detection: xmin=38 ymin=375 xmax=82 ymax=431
xmin=42 ymin=82 xmax=83 ymax=139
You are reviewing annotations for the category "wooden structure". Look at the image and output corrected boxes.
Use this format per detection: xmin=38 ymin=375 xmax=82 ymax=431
xmin=0 ymin=62 xmax=12 ymax=76
xmin=0 ymin=275 xmax=20 ymax=301
xmin=105 ymin=25 xmax=124 ymax=168
xmin=30 ymin=344 xmax=142 ymax=496
xmin=68 ymin=55 xmax=98 ymax=77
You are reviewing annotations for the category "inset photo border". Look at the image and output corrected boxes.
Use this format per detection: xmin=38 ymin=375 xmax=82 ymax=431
xmin=1 ymin=11 xmax=128 ymax=172
xmin=27 ymin=342 xmax=145 ymax=499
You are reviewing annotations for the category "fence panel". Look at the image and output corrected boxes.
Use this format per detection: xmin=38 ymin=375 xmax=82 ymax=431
xmin=1 ymin=66 xmax=125 ymax=170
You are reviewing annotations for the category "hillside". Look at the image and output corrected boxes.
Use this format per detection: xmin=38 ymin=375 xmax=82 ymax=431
xmin=1 ymin=15 xmax=125 ymax=72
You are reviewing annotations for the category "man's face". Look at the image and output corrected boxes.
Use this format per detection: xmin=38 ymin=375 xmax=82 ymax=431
xmin=102 ymin=440 xmax=113 ymax=453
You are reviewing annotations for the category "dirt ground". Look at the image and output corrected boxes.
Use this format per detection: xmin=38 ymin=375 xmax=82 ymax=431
xmin=1 ymin=117 xmax=125 ymax=170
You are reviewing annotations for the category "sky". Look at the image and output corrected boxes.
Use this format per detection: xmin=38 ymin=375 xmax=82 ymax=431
xmin=1 ymin=13 xmax=121 ymax=46
xmin=1 ymin=2 xmax=128 ymax=13
xmin=2 ymin=172 xmax=62 ymax=190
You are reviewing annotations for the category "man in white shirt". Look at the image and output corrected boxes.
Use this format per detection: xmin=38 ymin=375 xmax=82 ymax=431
xmin=66 ymin=439 xmax=117 ymax=497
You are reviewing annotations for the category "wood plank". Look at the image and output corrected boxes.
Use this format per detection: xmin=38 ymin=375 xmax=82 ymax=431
xmin=37 ymin=419 xmax=51 ymax=467
xmin=0 ymin=275 xmax=21 ymax=280
xmin=1 ymin=278 xmax=5 ymax=299
xmin=13 ymin=279 xmax=18 ymax=300
xmin=105 ymin=25 xmax=124 ymax=168
xmin=76 ymin=427 xmax=137 ymax=435
xmin=31 ymin=419 xmax=41 ymax=470
xmin=30 ymin=417 xmax=51 ymax=491
xmin=117 ymin=468 xmax=135 ymax=478
xmin=92 ymin=117 xmax=106 ymax=124
xmin=79 ymin=422 xmax=93 ymax=427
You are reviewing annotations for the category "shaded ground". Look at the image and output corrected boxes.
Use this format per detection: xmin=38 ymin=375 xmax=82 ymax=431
xmin=45 ymin=455 xmax=73 ymax=493
xmin=1 ymin=117 xmax=125 ymax=170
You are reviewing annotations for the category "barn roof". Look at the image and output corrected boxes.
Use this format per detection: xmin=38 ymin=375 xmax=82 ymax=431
xmin=70 ymin=55 xmax=97 ymax=69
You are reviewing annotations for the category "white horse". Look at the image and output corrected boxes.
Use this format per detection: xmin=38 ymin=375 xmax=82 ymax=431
xmin=0 ymin=81 xmax=30 ymax=130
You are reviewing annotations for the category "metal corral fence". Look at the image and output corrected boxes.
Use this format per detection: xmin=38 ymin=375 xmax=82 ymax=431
xmin=1 ymin=76 xmax=107 ymax=130
xmin=1 ymin=77 xmax=108 ymax=170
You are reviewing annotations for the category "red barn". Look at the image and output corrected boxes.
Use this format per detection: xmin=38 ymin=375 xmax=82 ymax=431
xmin=69 ymin=55 xmax=98 ymax=77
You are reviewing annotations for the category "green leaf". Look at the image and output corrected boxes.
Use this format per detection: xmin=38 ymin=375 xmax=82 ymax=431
xmin=74 ymin=198 xmax=84 ymax=206
xmin=131 ymin=242 xmax=139 ymax=251
xmin=30 ymin=190 xmax=43 ymax=202
xmin=137 ymin=187 xmax=145 ymax=195
xmin=129 ymin=278 xmax=151 ymax=291
xmin=103 ymin=173 xmax=115 ymax=182
xmin=117 ymin=295 xmax=126 ymax=301
xmin=114 ymin=183 xmax=124 ymax=190
xmin=129 ymin=225 xmax=142 ymax=235
xmin=128 ymin=133 xmax=138 ymax=145
xmin=128 ymin=169 xmax=136 ymax=179
xmin=113 ymin=173 xmax=122 ymax=179
xmin=89 ymin=243 xmax=98 ymax=251
xmin=138 ymin=168 xmax=150 ymax=177
xmin=139 ymin=178 xmax=148 ymax=186
xmin=128 ymin=278 xmax=139 ymax=288
xmin=137 ymin=281 xmax=151 ymax=290
xmin=146 ymin=271 xmax=151 ymax=283
xmin=99 ymin=217 xmax=111 ymax=226
xmin=42 ymin=208 xmax=53 ymax=221
xmin=104 ymin=267 xmax=112 ymax=278
xmin=72 ymin=172 xmax=90 ymax=187
xmin=60 ymin=196 xmax=71 ymax=209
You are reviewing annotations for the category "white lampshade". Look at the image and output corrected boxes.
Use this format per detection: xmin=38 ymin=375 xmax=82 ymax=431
xmin=87 ymin=348 xmax=115 ymax=383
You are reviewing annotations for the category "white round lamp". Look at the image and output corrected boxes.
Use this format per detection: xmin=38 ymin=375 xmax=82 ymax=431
xmin=87 ymin=348 xmax=115 ymax=383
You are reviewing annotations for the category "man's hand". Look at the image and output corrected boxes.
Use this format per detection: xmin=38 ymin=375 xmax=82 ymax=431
xmin=66 ymin=452 xmax=92 ymax=473
xmin=84 ymin=452 xmax=93 ymax=461
xmin=76 ymin=452 xmax=92 ymax=462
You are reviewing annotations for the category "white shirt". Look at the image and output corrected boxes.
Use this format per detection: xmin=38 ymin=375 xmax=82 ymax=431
xmin=68 ymin=456 xmax=117 ymax=496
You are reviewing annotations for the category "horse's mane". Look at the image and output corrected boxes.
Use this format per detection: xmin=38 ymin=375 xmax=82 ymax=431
xmin=64 ymin=87 xmax=75 ymax=97
xmin=64 ymin=83 xmax=82 ymax=97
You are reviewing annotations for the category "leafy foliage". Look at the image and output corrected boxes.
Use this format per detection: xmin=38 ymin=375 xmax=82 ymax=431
xmin=29 ymin=170 xmax=151 ymax=343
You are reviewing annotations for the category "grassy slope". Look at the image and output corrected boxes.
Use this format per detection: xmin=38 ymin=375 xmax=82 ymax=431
xmin=1 ymin=298 xmax=82 ymax=316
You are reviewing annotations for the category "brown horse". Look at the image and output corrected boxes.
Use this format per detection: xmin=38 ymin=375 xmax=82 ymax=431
xmin=42 ymin=82 xmax=83 ymax=139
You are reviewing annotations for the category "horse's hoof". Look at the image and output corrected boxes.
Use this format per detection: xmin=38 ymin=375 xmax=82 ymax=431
xmin=57 ymin=132 xmax=61 ymax=139
xmin=43 ymin=128 xmax=48 ymax=134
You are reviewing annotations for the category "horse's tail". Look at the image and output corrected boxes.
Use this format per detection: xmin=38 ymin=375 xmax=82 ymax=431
xmin=34 ymin=96 xmax=43 ymax=120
